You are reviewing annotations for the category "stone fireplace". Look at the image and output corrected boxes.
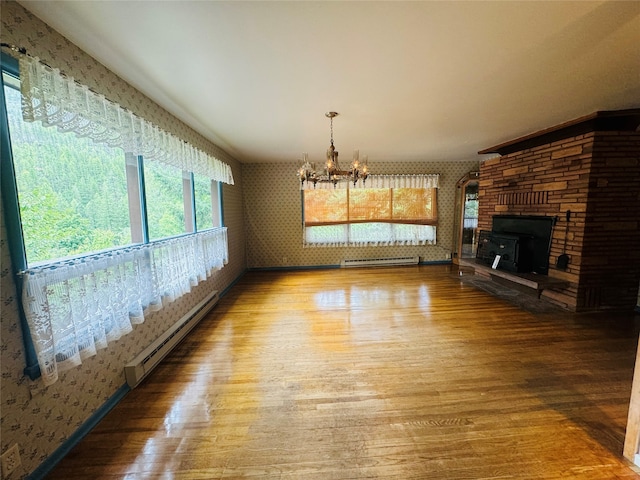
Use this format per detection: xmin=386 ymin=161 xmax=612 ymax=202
xmin=476 ymin=109 xmax=640 ymax=312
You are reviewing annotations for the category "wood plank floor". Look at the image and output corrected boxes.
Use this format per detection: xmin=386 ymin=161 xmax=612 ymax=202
xmin=47 ymin=265 xmax=640 ymax=479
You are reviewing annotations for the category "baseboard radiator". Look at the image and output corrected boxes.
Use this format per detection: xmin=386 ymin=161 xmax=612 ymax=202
xmin=124 ymin=290 xmax=219 ymax=388
xmin=340 ymin=256 xmax=420 ymax=268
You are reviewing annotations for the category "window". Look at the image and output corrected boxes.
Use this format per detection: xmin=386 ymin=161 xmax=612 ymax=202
xmin=194 ymin=173 xmax=221 ymax=231
xmin=302 ymin=176 xmax=438 ymax=246
xmin=144 ymin=160 xmax=187 ymax=241
xmin=4 ymin=73 xmax=132 ymax=265
xmin=1 ymin=53 xmax=232 ymax=385
xmin=3 ymin=71 xmax=224 ymax=262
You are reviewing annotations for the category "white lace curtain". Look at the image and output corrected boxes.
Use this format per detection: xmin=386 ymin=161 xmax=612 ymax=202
xmin=19 ymin=55 xmax=234 ymax=184
xmin=300 ymin=174 xmax=439 ymax=190
xmin=21 ymin=228 xmax=229 ymax=386
xmin=303 ymin=224 xmax=437 ymax=247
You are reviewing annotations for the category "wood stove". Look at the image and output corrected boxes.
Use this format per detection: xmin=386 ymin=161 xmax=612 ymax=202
xmin=476 ymin=215 xmax=555 ymax=275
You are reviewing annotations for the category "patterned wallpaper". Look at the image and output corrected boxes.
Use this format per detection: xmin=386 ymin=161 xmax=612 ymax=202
xmin=0 ymin=2 xmax=246 ymax=478
xmin=243 ymin=160 xmax=479 ymax=268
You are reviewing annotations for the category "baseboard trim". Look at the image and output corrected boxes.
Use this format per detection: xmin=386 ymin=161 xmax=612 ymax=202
xmin=220 ymin=269 xmax=248 ymax=298
xmin=27 ymin=384 xmax=130 ymax=480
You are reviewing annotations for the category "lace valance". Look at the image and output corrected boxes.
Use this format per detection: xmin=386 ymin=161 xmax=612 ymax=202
xmin=301 ymin=174 xmax=439 ymax=190
xmin=19 ymin=55 xmax=234 ymax=184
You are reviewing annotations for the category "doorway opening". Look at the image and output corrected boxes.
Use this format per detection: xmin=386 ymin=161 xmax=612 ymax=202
xmin=453 ymin=172 xmax=479 ymax=262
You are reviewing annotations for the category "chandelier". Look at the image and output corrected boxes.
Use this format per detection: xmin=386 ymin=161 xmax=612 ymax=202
xmin=298 ymin=112 xmax=369 ymax=187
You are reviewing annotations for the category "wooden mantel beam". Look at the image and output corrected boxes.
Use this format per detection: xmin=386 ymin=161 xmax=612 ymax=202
xmin=479 ymin=108 xmax=640 ymax=156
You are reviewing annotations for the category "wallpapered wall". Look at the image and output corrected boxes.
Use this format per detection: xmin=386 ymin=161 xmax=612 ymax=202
xmin=243 ymin=160 xmax=479 ymax=268
xmin=0 ymin=2 xmax=246 ymax=478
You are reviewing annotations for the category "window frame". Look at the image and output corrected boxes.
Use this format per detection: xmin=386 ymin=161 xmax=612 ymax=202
xmin=0 ymin=53 xmax=39 ymax=378
xmin=0 ymin=53 xmax=225 ymax=379
xmin=193 ymin=173 xmax=223 ymax=232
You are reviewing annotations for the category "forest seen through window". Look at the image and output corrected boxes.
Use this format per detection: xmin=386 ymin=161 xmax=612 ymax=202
xmin=4 ymin=78 xmax=193 ymax=266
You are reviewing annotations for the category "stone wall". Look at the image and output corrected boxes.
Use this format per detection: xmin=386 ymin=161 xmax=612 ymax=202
xmin=478 ymin=111 xmax=640 ymax=311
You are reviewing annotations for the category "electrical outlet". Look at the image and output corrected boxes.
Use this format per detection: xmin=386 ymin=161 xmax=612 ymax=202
xmin=1 ymin=443 xmax=21 ymax=477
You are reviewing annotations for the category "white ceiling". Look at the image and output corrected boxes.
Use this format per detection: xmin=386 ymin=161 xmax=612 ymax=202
xmin=18 ymin=1 xmax=640 ymax=164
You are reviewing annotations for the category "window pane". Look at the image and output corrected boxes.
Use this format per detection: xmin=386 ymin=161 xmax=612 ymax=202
xmin=194 ymin=173 xmax=213 ymax=231
xmin=303 ymin=189 xmax=348 ymax=225
xmin=350 ymin=222 xmax=392 ymax=242
xmin=305 ymin=225 xmax=348 ymax=244
xmin=393 ymin=224 xmax=437 ymax=243
xmin=349 ymin=189 xmax=390 ymax=221
xmin=4 ymin=77 xmax=131 ymax=265
xmin=392 ymin=188 xmax=435 ymax=222
xmin=144 ymin=160 xmax=185 ymax=240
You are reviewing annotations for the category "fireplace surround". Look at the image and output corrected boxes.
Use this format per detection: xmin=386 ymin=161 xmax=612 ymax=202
xmin=476 ymin=109 xmax=640 ymax=311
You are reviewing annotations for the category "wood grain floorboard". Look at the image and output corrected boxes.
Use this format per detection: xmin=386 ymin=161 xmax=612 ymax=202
xmin=46 ymin=265 xmax=640 ymax=479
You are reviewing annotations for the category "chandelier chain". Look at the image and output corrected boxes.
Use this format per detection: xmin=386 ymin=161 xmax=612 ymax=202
xmin=329 ymin=115 xmax=334 ymax=147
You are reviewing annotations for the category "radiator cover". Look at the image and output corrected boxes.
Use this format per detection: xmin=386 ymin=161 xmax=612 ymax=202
xmin=340 ymin=256 xmax=419 ymax=268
